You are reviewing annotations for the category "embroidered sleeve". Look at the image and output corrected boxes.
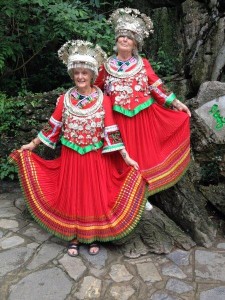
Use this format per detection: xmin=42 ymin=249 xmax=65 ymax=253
xmin=144 ymin=59 xmax=176 ymax=107
xmin=38 ymin=95 xmax=64 ymax=149
xmin=102 ymin=95 xmax=125 ymax=153
xmin=102 ymin=125 xmax=125 ymax=153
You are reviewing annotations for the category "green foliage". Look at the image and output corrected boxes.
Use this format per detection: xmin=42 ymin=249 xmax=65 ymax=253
xmin=0 ymin=93 xmax=25 ymax=135
xmin=0 ymin=0 xmax=121 ymax=95
xmin=0 ymin=86 xmax=67 ymax=181
xmin=0 ymin=0 xmax=180 ymax=96
xmin=149 ymin=47 xmax=179 ymax=77
xmin=0 ymin=157 xmax=17 ymax=180
xmin=0 ymin=91 xmax=42 ymax=180
xmin=0 ymin=93 xmax=17 ymax=180
xmin=82 ymin=18 xmax=114 ymax=55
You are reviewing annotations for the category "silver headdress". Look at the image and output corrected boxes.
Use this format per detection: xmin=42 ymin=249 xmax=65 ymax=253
xmin=58 ymin=40 xmax=107 ymax=79
xmin=108 ymin=7 xmax=154 ymax=50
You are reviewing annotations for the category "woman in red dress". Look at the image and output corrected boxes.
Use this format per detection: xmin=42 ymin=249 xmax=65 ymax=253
xmin=95 ymin=8 xmax=191 ymax=209
xmin=10 ymin=40 xmax=146 ymax=256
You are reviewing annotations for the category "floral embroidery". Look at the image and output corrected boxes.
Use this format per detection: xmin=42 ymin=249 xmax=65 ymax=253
xmin=71 ymin=89 xmax=98 ymax=108
xmin=110 ymin=56 xmax=137 ymax=72
xmin=109 ymin=131 xmax=122 ymax=144
xmin=42 ymin=123 xmax=52 ymax=133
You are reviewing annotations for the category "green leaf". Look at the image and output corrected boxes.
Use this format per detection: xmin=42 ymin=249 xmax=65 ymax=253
xmin=94 ymin=0 xmax=100 ymax=8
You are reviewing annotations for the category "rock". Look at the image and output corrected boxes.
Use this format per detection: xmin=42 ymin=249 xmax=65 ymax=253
xmin=153 ymin=180 xmax=217 ymax=247
xmin=165 ymin=278 xmax=194 ymax=294
xmin=195 ymin=250 xmax=225 ymax=281
xmin=188 ymin=90 xmax=225 ymax=167
xmin=199 ymin=184 xmax=225 ymax=215
xmin=200 ymin=286 xmax=225 ymax=300
xmin=193 ymin=81 xmax=225 ymax=106
xmin=74 ymin=276 xmax=102 ymax=299
xmin=136 ymin=261 xmax=162 ymax=282
xmin=8 ymin=267 xmax=72 ymax=300
xmin=109 ymin=264 xmax=133 ymax=282
xmin=113 ymin=207 xmax=195 ymax=256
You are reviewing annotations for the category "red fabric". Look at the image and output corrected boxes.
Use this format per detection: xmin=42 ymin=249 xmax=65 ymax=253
xmin=102 ymin=95 xmax=115 ymax=126
xmin=10 ymin=147 xmax=146 ymax=242
xmin=113 ymin=102 xmax=189 ymax=166
xmin=95 ymin=65 xmax=106 ymax=90
xmin=29 ymin=147 xmax=127 ymax=217
xmin=95 ymin=60 xmax=191 ymax=194
xmin=112 ymin=103 xmax=190 ymax=193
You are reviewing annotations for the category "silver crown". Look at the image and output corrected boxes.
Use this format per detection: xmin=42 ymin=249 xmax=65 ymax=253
xmin=108 ymin=8 xmax=154 ymax=50
xmin=58 ymin=40 xmax=107 ymax=79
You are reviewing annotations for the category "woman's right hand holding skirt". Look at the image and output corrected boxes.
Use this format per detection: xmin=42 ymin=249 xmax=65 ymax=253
xmin=20 ymin=138 xmax=40 ymax=151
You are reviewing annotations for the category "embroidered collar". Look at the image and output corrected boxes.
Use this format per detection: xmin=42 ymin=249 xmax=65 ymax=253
xmin=64 ymin=86 xmax=103 ymax=117
xmin=71 ymin=89 xmax=98 ymax=108
xmin=111 ymin=56 xmax=137 ymax=72
xmin=105 ymin=55 xmax=143 ymax=78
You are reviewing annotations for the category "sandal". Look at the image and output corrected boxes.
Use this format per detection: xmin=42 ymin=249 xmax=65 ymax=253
xmin=67 ymin=242 xmax=79 ymax=257
xmin=88 ymin=243 xmax=100 ymax=255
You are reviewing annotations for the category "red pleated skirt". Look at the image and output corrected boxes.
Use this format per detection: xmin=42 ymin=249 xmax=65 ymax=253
xmin=113 ymin=103 xmax=191 ymax=195
xmin=9 ymin=147 xmax=146 ymax=243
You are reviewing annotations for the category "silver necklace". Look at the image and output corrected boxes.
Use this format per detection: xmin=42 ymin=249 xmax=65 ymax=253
xmin=64 ymin=86 xmax=103 ymax=117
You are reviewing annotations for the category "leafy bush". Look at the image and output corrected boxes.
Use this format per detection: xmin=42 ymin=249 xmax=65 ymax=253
xmin=149 ymin=47 xmax=180 ymax=77
xmin=0 ymin=0 xmax=118 ymax=95
xmin=0 ymin=91 xmax=42 ymax=180
xmin=0 ymin=157 xmax=17 ymax=180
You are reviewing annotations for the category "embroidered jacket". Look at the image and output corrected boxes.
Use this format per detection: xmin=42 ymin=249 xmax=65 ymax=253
xmin=95 ymin=56 xmax=176 ymax=117
xmin=38 ymin=87 xmax=125 ymax=154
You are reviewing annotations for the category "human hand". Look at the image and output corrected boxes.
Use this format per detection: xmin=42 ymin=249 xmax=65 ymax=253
xmin=124 ymin=156 xmax=139 ymax=170
xmin=20 ymin=138 xmax=40 ymax=151
xmin=120 ymin=149 xmax=139 ymax=170
xmin=20 ymin=142 xmax=36 ymax=151
xmin=172 ymin=99 xmax=191 ymax=117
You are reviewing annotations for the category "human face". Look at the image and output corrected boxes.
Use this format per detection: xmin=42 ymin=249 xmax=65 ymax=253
xmin=73 ymin=68 xmax=93 ymax=92
xmin=116 ymin=36 xmax=135 ymax=55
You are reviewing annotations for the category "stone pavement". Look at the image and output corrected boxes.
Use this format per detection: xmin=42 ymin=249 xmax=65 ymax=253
xmin=1 ymin=182 xmax=225 ymax=300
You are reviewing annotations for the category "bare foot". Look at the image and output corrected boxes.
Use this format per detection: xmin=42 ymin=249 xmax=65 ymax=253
xmin=67 ymin=240 xmax=79 ymax=257
xmin=88 ymin=243 xmax=100 ymax=255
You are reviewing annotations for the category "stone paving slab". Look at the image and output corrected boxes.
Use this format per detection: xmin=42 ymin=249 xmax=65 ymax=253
xmin=1 ymin=185 xmax=225 ymax=300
